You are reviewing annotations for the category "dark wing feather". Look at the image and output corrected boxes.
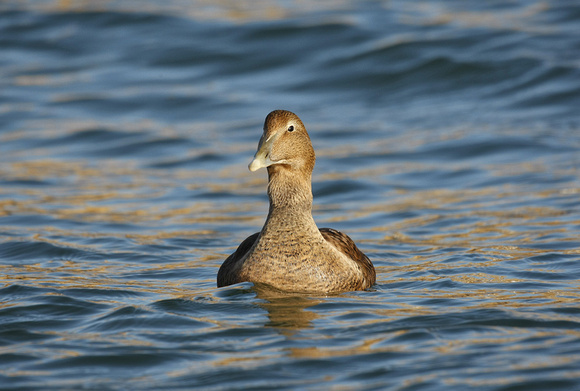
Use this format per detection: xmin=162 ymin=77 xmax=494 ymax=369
xmin=320 ymin=228 xmax=376 ymax=287
xmin=217 ymin=232 xmax=259 ymax=287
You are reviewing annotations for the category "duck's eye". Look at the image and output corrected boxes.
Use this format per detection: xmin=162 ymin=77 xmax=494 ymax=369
xmin=287 ymin=125 xmax=295 ymax=132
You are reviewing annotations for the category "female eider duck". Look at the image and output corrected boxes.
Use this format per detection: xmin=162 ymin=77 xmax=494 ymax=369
xmin=217 ymin=110 xmax=376 ymax=293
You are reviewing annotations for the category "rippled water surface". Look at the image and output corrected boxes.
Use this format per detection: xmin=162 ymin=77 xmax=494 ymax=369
xmin=1 ymin=1 xmax=580 ymax=390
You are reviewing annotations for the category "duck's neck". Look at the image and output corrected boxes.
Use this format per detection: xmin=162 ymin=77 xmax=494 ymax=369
xmin=263 ymin=165 xmax=316 ymax=231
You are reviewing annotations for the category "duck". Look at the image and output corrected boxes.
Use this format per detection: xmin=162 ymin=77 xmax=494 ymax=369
xmin=217 ymin=110 xmax=376 ymax=293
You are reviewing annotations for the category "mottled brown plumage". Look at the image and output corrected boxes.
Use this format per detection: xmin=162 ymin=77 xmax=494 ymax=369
xmin=217 ymin=110 xmax=376 ymax=293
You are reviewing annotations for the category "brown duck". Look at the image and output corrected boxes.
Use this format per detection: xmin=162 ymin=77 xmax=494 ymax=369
xmin=217 ymin=110 xmax=376 ymax=293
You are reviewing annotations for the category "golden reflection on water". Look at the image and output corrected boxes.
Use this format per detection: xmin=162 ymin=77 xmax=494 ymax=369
xmin=9 ymin=0 xmax=352 ymax=22
xmin=318 ymin=181 xmax=580 ymax=248
xmin=2 ymin=144 xmax=578 ymax=305
xmin=400 ymin=2 xmax=551 ymax=33
xmin=3 ymin=0 xmax=552 ymax=35
xmin=1 ymin=117 xmax=578 ymax=383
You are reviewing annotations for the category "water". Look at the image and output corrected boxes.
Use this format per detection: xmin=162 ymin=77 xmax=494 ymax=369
xmin=1 ymin=1 xmax=580 ymax=390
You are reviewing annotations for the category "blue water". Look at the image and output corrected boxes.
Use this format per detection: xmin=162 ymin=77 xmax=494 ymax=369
xmin=1 ymin=1 xmax=580 ymax=390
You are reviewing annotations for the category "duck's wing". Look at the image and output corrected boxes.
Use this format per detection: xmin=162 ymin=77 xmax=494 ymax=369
xmin=320 ymin=228 xmax=376 ymax=287
xmin=217 ymin=232 xmax=260 ymax=287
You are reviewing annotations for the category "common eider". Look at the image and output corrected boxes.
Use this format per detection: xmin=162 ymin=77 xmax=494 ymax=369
xmin=217 ymin=110 xmax=376 ymax=293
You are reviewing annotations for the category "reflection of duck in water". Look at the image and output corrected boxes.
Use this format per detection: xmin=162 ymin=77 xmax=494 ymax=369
xmin=218 ymin=110 xmax=375 ymax=293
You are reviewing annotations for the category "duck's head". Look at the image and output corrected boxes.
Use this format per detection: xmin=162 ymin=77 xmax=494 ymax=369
xmin=248 ymin=110 xmax=315 ymax=175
